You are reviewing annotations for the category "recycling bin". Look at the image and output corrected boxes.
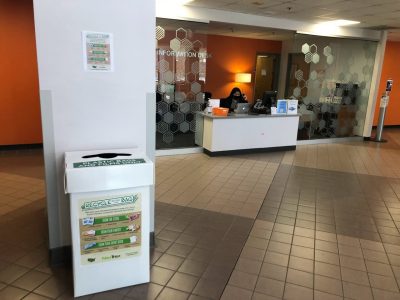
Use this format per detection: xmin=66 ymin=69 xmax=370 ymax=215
xmin=64 ymin=149 xmax=153 ymax=297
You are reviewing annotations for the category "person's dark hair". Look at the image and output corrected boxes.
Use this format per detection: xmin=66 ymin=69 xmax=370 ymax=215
xmin=228 ymin=87 xmax=243 ymax=98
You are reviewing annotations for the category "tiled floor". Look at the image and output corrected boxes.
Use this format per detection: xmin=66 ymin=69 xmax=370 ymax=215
xmin=1 ymin=130 xmax=400 ymax=299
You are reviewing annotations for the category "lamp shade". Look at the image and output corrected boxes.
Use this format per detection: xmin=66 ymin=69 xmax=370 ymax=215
xmin=235 ymin=73 xmax=251 ymax=83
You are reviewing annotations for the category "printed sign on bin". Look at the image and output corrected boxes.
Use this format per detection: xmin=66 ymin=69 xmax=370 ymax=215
xmin=79 ymin=193 xmax=141 ymax=265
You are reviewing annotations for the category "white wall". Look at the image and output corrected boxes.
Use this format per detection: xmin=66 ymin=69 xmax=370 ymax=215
xmin=34 ymin=0 xmax=155 ymax=250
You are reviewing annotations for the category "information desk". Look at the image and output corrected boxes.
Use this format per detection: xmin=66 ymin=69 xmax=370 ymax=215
xmin=195 ymin=112 xmax=300 ymax=156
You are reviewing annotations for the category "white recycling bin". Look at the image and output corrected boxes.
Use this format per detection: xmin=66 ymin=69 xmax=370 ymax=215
xmin=64 ymin=149 xmax=153 ymax=297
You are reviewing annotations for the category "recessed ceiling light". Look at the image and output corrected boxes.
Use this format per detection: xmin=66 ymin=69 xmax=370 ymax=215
xmin=320 ymin=19 xmax=360 ymax=26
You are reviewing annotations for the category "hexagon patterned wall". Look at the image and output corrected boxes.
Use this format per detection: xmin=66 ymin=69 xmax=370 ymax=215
xmin=291 ymin=37 xmax=377 ymax=140
xmin=156 ymin=26 xmax=207 ymax=145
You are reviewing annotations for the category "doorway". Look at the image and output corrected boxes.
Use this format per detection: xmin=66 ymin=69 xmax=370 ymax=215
xmin=253 ymin=53 xmax=280 ymax=101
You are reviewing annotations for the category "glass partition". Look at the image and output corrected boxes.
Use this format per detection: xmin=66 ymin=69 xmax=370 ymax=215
xmin=285 ymin=35 xmax=377 ymax=140
xmin=155 ymin=19 xmax=209 ymax=149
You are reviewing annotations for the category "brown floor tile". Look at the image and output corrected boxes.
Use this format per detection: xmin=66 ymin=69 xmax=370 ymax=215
xmin=267 ymin=241 xmax=291 ymax=255
xmin=286 ymin=268 xmax=313 ymax=288
xmin=315 ymin=250 xmax=340 ymax=265
xmin=264 ymin=252 xmax=289 ymax=268
xmin=125 ymin=283 xmax=163 ymax=300
xmin=339 ymin=255 xmax=366 ymax=271
xmin=150 ymin=266 xmax=174 ymax=285
xmin=290 ymin=245 xmax=314 ymax=260
xmin=157 ymin=287 xmax=189 ymax=300
xmin=11 ymin=270 xmax=50 ymax=291
xmin=368 ymin=273 xmax=399 ymax=292
xmin=365 ymin=260 xmax=393 ymax=276
xmin=0 ymin=286 xmax=29 ymax=300
xmin=314 ymin=290 xmax=343 ymax=300
xmin=342 ymin=281 xmax=373 ymax=300
xmin=33 ymin=277 xmax=70 ymax=299
xmin=235 ymin=258 xmax=262 ymax=275
xmin=314 ymin=274 xmax=343 ymax=296
xmin=220 ymin=285 xmax=252 ymax=300
xmin=283 ymin=283 xmax=313 ymax=300
xmin=192 ymin=278 xmax=226 ymax=299
xmin=240 ymin=246 xmax=266 ymax=261
xmin=372 ymin=288 xmax=400 ymax=300
xmin=288 ymin=256 xmax=313 ymax=273
xmin=167 ymin=272 xmax=199 ymax=293
xmin=315 ymin=261 xmax=341 ymax=279
xmin=0 ymin=264 xmax=30 ymax=284
xmin=22 ymin=293 xmax=52 ymax=300
xmin=228 ymin=270 xmax=258 ymax=291
xmin=154 ymin=254 xmax=184 ymax=271
xmin=254 ymin=276 xmax=284 ymax=298
xmin=178 ymin=259 xmax=208 ymax=277
xmin=166 ymin=243 xmax=193 ymax=258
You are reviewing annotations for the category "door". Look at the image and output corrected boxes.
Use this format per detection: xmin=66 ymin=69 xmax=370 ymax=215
xmin=253 ymin=54 xmax=279 ymax=101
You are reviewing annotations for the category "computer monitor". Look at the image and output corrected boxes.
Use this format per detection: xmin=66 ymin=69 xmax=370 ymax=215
xmin=261 ymin=91 xmax=278 ymax=109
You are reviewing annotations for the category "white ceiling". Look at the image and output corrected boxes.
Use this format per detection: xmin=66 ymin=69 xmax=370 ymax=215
xmin=186 ymin=0 xmax=400 ymax=41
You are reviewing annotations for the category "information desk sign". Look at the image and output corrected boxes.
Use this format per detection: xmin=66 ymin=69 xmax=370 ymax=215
xmin=65 ymin=149 xmax=154 ymax=297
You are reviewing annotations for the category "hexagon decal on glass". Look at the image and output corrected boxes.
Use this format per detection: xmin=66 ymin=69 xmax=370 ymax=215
xmin=310 ymin=44 xmax=317 ymax=54
xmin=173 ymin=112 xmax=185 ymax=124
xmin=186 ymin=113 xmax=194 ymax=122
xmin=163 ymin=93 xmax=174 ymax=104
xmin=157 ymin=101 xmax=168 ymax=114
xmin=175 ymin=92 xmax=186 ymax=103
xmin=323 ymin=46 xmax=331 ymax=56
xmin=191 ymin=82 xmax=201 ymax=94
xmin=157 ymin=121 xmax=168 ymax=133
xmin=305 ymin=53 xmax=312 ymax=63
xmin=189 ymin=120 xmax=196 ymax=132
xmin=159 ymin=60 xmax=169 ymax=73
xmin=163 ymin=70 xmax=174 ymax=84
xmin=180 ymin=102 xmax=190 ymax=113
xmin=193 ymin=40 xmax=203 ymax=51
xmin=156 ymin=26 xmax=165 ymax=41
xmin=180 ymin=122 xmax=190 ymax=133
xmin=295 ymin=70 xmax=303 ymax=81
xmin=163 ymin=112 xmax=173 ymax=124
xmin=196 ymin=93 xmax=205 ymax=103
xmin=190 ymin=102 xmax=201 ymax=112
xmin=293 ymin=87 xmax=301 ymax=98
xmin=301 ymin=43 xmax=310 ymax=54
xmin=176 ymin=28 xmax=187 ymax=40
xmin=169 ymin=103 xmax=179 ymax=112
xmin=327 ymin=55 xmax=334 ymax=65
xmin=170 ymin=123 xmax=179 ymax=133
xmin=170 ymin=38 xmax=181 ymax=52
xmin=186 ymin=72 xmax=196 ymax=82
xmin=310 ymin=71 xmax=318 ymax=81
xmin=180 ymin=38 xmax=193 ymax=51
xmin=163 ymin=132 xmax=174 ymax=143
xmin=191 ymin=62 xmax=200 ymax=74
xmin=312 ymin=53 xmax=320 ymax=64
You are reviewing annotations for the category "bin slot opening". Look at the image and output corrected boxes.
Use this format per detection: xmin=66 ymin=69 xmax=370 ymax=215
xmin=82 ymin=153 xmax=132 ymax=159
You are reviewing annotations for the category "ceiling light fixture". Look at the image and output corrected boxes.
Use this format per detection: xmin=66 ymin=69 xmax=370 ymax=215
xmin=319 ymin=19 xmax=360 ymax=26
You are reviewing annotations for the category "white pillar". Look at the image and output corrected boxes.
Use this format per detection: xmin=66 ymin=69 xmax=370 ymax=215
xmin=33 ymin=0 xmax=155 ymax=259
xmin=363 ymin=30 xmax=387 ymax=137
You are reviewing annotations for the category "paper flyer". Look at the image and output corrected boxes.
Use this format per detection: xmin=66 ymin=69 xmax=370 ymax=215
xmin=79 ymin=193 xmax=141 ymax=265
xmin=83 ymin=31 xmax=113 ymax=71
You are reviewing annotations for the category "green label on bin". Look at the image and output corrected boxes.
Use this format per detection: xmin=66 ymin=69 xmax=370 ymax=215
xmin=73 ymin=158 xmax=145 ymax=168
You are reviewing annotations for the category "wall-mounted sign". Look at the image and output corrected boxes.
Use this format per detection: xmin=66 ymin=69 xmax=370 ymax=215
xmin=83 ymin=31 xmax=114 ymax=72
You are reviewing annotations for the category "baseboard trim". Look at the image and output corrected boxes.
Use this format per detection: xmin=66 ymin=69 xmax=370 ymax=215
xmin=372 ymin=125 xmax=400 ymax=129
xmin=0 ymin=143 xmax=43 ymax=151
xmin=150 ymin=232 xmax=155 ymax=248
xmin=203 ymin=146 xmax=296 ymax=157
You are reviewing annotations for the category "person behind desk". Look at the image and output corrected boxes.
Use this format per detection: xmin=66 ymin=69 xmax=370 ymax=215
xmin=220 ymin=87 xmax=248 ymax=112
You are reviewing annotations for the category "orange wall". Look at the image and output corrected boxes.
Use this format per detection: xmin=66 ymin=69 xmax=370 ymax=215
xmin=0 ymin=0 xmax=42 ymax=146
xmin=205 ymin=35 xmax=282 ymax=102
xmin=373 ymin=41 xmax=400 ymax=126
